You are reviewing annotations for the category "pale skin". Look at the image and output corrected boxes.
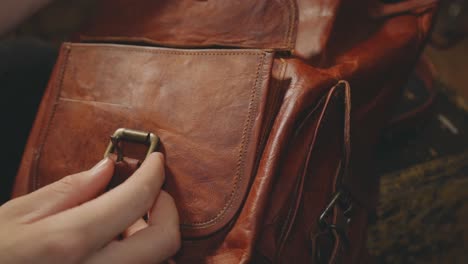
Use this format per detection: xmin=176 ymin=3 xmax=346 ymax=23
xmin=0 ymin=153 xmax=181 ymax=263
xmin=1 ymin=2 xmax=181 ymax=263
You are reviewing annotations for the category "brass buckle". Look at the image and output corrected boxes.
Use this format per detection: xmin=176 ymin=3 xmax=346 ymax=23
xmin=104 ymin=128 xmax=159 ymax=161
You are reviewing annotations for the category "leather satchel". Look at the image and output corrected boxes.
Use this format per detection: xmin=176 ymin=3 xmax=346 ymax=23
xmin=12 ymin=0 xmax=438 ymax=263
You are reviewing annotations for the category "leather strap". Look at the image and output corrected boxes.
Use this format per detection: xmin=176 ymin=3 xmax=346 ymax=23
xmin=310 ymin=81 xmax=353 ymax=264
xmin=311 ymin=57 xmax=435 ymax=263
xmin=328 ymin=81 xmax=351 ymax=264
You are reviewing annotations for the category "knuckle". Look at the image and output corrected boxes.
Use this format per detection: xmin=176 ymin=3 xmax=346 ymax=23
xmin=49 ymin=175 xmax=80 ymax=195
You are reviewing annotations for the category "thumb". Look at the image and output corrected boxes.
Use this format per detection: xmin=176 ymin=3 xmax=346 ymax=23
xmin=3 ymin=158 xmax=114 ymax=223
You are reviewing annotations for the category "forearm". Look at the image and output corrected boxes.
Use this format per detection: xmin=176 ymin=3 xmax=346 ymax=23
xmin=0 ymin=0 xmax=54 ymax=35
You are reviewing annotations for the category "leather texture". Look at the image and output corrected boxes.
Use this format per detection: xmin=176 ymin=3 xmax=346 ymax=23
xmin=13 ymin=43 xmax=275 ymax=237
xmin=78 ymin=0 xmax=297 ymax=50
xmin=13 ymin=0 xmax=439 ymax=263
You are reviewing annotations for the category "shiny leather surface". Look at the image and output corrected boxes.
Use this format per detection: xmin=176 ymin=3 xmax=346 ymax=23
xmin=13 ymin=0 xmax=439 ymax=263
xmin=77 ymin=0 xmax=436 ymax=62
xmin=13 ymin=43 xmax=274 ymax=237
xmin=78 ymin=0 xmax=297 ymax=51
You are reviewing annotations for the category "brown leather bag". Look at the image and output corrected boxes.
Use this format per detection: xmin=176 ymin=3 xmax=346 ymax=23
xmin=12 ymin=0 xmax=438 ymax=263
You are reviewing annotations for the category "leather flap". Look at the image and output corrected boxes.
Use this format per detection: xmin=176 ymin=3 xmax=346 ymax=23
xmin=18 ymin=43 xmax=274 ymax=237
xmin=77 ymin=0 xmax=296 ymax=51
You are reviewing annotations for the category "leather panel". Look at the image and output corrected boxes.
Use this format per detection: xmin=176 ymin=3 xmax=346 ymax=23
xmin=78 ymin=0 xmax=297 ymax=50
xmin=16 ymin=43 xmax=274 ymax=237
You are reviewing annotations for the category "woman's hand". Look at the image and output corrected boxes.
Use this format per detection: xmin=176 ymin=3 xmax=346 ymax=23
xmin=0 ymin=153 xmax=180 ymax=264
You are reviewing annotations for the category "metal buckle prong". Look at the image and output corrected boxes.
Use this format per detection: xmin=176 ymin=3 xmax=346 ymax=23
xmin=318 ymin=191 xmax=342 ymax=229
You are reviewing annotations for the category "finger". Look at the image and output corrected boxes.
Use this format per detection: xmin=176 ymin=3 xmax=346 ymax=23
xmin=1 ymin=158 xmax=114 ymax=223
xmin=123 ymin=218 xmax=148 ymax=238
xmin=38 ymin=152 xmax=166 ymax=251
xmin=85 ymin=191 xmax=180 ymax=264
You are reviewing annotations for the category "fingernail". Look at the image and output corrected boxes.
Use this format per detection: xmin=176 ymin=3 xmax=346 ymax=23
xmin=90 ymin=158 xmax=111 ymax=173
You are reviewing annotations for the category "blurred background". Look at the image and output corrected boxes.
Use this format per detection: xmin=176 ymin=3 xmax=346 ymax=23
xmin=2 ymin=0 xmax=468 ymax=263
xmin=369 ymin=1 xmax=468 ymax=263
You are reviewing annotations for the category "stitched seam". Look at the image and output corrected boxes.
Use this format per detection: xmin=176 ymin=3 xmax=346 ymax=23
xmin=71 ymin=44 xmax=263 ymax=56
xmin=58 ymin=98 xmax=132 ymax=108
xmin=255 ymin=60 xmax=285 ymax=158
xmin=285 ymin=0 xmax=297 ymax=48
xmin=184 ymin=52 xmax=267 ymax=227
xmin=33 ymin=46 xmax=72 ymax=190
